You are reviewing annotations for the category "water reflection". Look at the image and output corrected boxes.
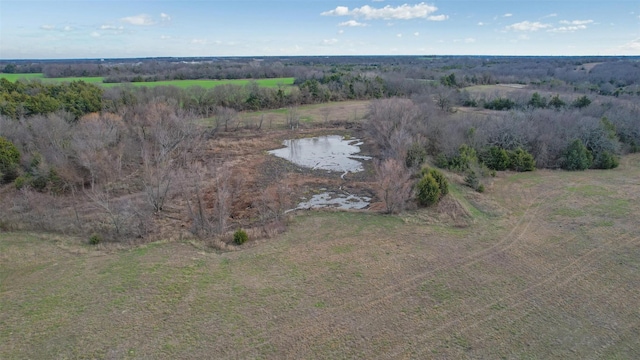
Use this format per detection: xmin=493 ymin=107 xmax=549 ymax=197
xmin=268 ymin=135 xmax=371 ymax=173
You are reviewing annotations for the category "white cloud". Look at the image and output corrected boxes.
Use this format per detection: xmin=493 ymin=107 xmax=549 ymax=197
xmin=503 ymin=13 xmax=513 ymax=17
xmin=100 ymin=25 xmax=124 ymax=30
xmin=322 ymin=6 xmax=350 ymax=16
xmin=620 ymin=38 xmax=640 ymax=52
xmin=427 ymin=15 xmax=448 ymax=21
xmin=397 ymin=33 xmax=403 ymax=38
xmin=90 ymin=32 xmax=101 ymax=37
xmin=506 ymin=21 xmax=551 ymax=32
xmin=41 ymin=24 xmax=55 ymax=30
xmin=338 ymin=29 xmax=345 ymax=34
xmin=121 ymin=14 xmax=155 ymax=26
xmin=559 ymin=19 xmax=593 ymax=25
xmin=160 ymin=35 xmax=171 ymax=40
xmin=191 ymin=39 xmax=207 ymax=44
xmin=160 ymin=13 xmax=171 ymax=22
xmin=549 ymin=25 xmax=588 ymax=33
xmin=465 ymin=38 xmax=476 ymax=43
xmin=544 ymin=13 xmax=558 ymax=18
xmin=549 ymin=19 xmax=593 ymax=33
xmin=322 ymin=3 xmax=442 ymax=20
xmin=414 ymin=32 xmax=419 ymax=36
xmin=63 ymin=26 xmax=73 ymax=31
xmin=322 ymin=38 xmax=339 ymax=45
xmin=477 ymin=22 xmax=485 ymax=26
xmin=339 ymin=20 xmax=367 ymax=27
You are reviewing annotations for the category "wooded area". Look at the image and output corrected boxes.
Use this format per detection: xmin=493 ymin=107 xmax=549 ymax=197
xmin=1 ymin=56 xmax=639 ymax=244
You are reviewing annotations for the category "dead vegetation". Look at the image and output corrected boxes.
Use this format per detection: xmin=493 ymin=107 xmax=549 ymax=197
xmin=0 ymin=100 xmax=380 ymax=248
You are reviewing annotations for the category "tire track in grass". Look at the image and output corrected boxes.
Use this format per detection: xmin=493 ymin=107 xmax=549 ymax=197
xmin=402 ymin=231 xmax=636 ymax=356
xmin=398 ymin=232 xmax=639 ymax=359
xmin=228 ymin=184 xmax=563 ymax=358
xmin=308 ymin=189 xmax=613 ymax=358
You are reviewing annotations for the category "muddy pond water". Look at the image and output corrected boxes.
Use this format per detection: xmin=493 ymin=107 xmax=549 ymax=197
xmin=269 ymin=135 xmax=372 ymax=210
xmin=268 ymin=135 xmax=371 ymax=174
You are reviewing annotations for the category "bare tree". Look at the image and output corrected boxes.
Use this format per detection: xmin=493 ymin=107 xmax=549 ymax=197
xmin=72 ymin=113 xmax=124 ymax=189
xmin=320 ymin=107 xmax=331 ymax=125
xmin=215 ymin=106 xmax=237 ymax=132
xmin=374 ymin=158 xmax=413 ymax=214
xmin=185 ymin=163 xmax=214 ymax=236
xmin=213 ymin=164 xmax=232 ymax=234
xmin=256 ymin=114 xmax=264 ymax=131
xmin=367 ymin=98 xmax=419 ymax=160
xmin=184 ymin=162 xmax=234 ymax=236
xmin=135 ymin=102 xmax=198 ymax=212
xmin=85 ymin=187 xmax=149 ymax=241
xmin=287 ymin=107 xmax=300 ymax=130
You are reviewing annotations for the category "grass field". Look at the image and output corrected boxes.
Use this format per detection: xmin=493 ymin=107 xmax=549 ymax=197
xmin=200 ymin=100 xmax=371 ymax=130
xmin=0 ymin=73 xmax=295 ymax=89
xmin=1 ymin=155 xmax=639 ymax=358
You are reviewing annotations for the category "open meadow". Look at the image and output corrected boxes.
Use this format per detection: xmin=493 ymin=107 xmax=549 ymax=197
xmin=0 ymin=73 xmax=295 ymax=89
xmin=2 ymin=153 xmax=639 ymax=359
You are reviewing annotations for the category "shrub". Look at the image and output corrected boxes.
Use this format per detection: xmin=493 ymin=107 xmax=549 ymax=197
xmin=528 ymin=92 xmax=547 ymax=108
xmin=563 ymin=139 xmax=593 ymax=170
xmin=444 ymin=144 xmax=478 ymax=172
xmin=0 ymin=136 xmax=20 ymax=184
xmin=593 ymin=151 xmax=619 ymax=169
xmin=484 ymin=97 xmax=516 ymax=111
xmin=14 ymin=175 xmax=29 ymax=190
xmin=88 ymin=234 xmax=102 ymax=245
xmin=464 ymin=170 xmax=481 ymax=191
xmin=233 ymin=229 xmax=249 ymax=245
xmin=31 ymin=175 xmax=48 ymax=192
xmin=406 ymin=143 xmax=427 ymax=168
xmin=481 ymin=146 xmax=511 ymax=171
xmin=426 ymin=168 xmax=449 ymax=196
xmin=435 ymin=153 xmax=450 ymax=169
xmin=509 ymin=147 xmax=535 ymax=172
xmin=549 ymin=94 xmax=566 ymax=109
xmin=572 ymin=95 xmax=591 ymax=108
xmin=416 ymin=174 xmax=441 ymax=207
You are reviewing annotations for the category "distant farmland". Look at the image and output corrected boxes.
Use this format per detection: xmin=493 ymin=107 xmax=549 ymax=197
xmin=0 ymin=73 xmax=295 ymax=89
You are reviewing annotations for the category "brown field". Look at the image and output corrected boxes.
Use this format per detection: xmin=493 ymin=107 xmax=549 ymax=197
xmin=200 ymin=101 xmax=371 ymax=130
xmin=2 ymin=148 xmax=639 ymax=358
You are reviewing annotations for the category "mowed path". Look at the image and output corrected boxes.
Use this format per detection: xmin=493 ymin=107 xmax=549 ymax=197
xmin=1 ymin=156 xmax=639 ymax=359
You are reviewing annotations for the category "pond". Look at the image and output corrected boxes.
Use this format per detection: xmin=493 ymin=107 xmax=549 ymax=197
xmin=268 ymin=135 xmax=371 ymax=174
xmin=290 ymin=191 xmax=371 ymax=211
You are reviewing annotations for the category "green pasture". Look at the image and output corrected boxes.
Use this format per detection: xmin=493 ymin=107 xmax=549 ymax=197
xmin=0 ymin=73 xmax=295 ymax=89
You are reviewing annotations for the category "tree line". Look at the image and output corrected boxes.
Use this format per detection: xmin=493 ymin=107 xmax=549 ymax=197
xmin=3 ymin=56 xmax=638 ymax=98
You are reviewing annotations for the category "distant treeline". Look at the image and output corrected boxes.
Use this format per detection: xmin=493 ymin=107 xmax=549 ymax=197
xmin=2 ymin=56 xmax=640 ymax=122
xmin=2 ymin=56 xmax=639 ymax=96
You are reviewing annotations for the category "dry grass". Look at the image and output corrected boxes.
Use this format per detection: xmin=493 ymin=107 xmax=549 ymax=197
xmin=2 ymin=151 xmax=640 ymax=358
xmin=207 ymin=100 xmax=371 ymax=130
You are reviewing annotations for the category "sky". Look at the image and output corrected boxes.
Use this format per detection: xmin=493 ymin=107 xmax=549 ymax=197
xmin=1 ymin=0 xmax=639 ymax=59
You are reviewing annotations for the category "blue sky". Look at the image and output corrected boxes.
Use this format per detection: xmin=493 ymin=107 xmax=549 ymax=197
xmin=1 ymin=0 xmax=638 ymax=59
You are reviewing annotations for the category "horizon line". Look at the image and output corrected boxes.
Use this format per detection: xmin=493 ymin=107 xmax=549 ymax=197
xmin=1 ymin=54 xmax=638 ymax=62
